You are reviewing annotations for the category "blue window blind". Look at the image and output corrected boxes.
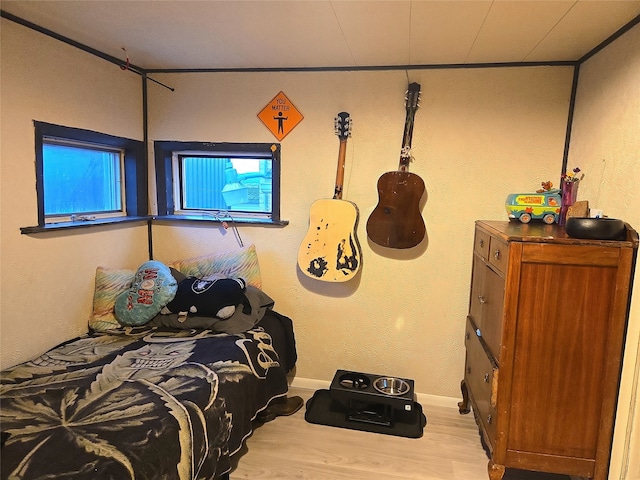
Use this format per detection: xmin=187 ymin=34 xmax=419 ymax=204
xmin=43 ymin=140 xmax=123 ymax=217
xmin=179 ymin=156 xmax=272 ymax=214
xmin=180 ymin=156 xmax=228 ymax=210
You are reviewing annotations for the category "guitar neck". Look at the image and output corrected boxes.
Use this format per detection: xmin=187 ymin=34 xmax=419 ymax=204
xmin=399 ymin=116 xmax=416 ymax=172
xmin=398 ymin=82 xmax=421 ymax=172
xmin=334 ymin=138 xmax=347 ymax=200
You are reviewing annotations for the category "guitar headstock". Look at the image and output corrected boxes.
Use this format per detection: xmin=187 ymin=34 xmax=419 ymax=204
xmin=334 ymin=111 xmax=352 ymax=141
xmin=405 ymin=82 xmax=421 ymax=112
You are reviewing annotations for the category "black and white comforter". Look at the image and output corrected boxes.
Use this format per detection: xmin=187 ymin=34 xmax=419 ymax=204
xmin=0 ymin=311 xmax=295 ymax=479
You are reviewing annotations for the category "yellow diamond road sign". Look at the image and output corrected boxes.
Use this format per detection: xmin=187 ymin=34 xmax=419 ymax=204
xmin=258 ymin=91 xmax=304 ymax=141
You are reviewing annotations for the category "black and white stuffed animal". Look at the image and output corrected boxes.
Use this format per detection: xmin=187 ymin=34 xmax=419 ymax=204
xmin=164 ymin=276 xmax=251 ymax=319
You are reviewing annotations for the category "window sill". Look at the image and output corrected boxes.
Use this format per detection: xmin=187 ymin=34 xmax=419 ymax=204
xmin=152 ymin=215 xmax=289 ymax=226
xmin=20 ymin=216 xmax=151 ymax=234
xmin=20 ymin=214 xmax=289 ymax=234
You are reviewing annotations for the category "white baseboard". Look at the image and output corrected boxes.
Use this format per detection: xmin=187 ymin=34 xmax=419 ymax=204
xmin=290 ymin=376 xmax=461 ymax=409
xmin=416 ymin=392 xmax=462 ymax=409
xmin=290 ymin=376 xmax=330 ymax=392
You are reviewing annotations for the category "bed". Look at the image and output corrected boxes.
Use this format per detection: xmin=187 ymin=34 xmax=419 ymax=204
xmin=0 ymin=245 xmax=297 ymax=480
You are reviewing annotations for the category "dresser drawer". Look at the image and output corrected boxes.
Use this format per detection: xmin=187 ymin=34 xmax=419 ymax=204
xmin=474 ymin=229 xmax=491 ymax=259
xmin=488 ymin=236 xmax=509 ymax=274
xmin=464 ymin=318 xmax=498 ymax=447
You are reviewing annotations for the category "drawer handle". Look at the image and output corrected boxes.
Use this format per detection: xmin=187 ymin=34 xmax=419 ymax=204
xmin=494 ymin=250 xmax=501 ymax=260
xmin=484 ymin=373 xmax=490 ymax=383
xmin=478 ymin=295 xmax=486 ymax=304
xmin=479 ymin=239 xmax=485 ymax=248
xmin=487 ymin=414 xmax=493 ymax=424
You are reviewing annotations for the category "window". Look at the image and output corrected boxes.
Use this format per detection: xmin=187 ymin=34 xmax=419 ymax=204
xmin=32 ymin=122 xmax=147 ymax=227
xmin=43 ymin=139 xmax=123 ymax=220
xmin=155 ymin=141 xmax=283 ymax=224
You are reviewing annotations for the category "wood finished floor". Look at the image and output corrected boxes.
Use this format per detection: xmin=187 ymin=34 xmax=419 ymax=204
xmin=230 ymin=387 xmax=573 ymax=480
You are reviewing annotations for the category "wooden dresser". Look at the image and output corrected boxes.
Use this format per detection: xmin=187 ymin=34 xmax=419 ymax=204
xmin=459 ymin=220 xmax=638 ymax=480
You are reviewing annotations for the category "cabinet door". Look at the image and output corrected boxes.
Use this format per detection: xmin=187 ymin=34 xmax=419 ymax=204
xmin=504 ymin=243 xmax=629 ymax=476
xmin=469 ymin=254 xmax=484 ymax=328
xmin=481 ymin=266 xmax=504 ymax=360
xmin=469 ymin=255 xmax=504 ymax=361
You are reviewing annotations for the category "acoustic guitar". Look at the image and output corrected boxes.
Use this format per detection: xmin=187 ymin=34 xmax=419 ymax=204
xmin=297 ymin=112 xmax=362 ymax=282
xmin=366 ymin=82 xmax=426 ymax=249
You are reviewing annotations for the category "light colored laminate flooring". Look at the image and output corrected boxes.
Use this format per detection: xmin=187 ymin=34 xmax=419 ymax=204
xmin=230 ymin=387 xmax=573 ymax=480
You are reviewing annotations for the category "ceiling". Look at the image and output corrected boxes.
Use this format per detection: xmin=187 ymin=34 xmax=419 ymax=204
xmin=2 ymin=1 xmax=640 ymax=71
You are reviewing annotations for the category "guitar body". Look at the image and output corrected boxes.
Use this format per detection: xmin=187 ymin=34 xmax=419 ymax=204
xmin=297 ymin=111 xmax=361 ymax=282
xmin=367 ymin=171 xmax=425 ymax=249
xmin=298 ymin=198 xmax=361 ymax=282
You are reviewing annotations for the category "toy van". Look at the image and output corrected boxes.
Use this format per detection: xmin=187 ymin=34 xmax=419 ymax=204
xmin=505 ymin=190 xmax=561 ymax=224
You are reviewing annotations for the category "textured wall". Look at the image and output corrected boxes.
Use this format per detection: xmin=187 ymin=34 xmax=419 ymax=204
xmin=0 ymin=19 xmax=149 ymax=369
xmin=148 ymin=66 xmax=573 ymax=399
xmin=568 ymin=23 xmax=640 ymax=480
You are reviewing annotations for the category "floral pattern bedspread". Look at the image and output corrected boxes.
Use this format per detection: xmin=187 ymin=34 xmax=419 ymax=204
xmin=0 ymin=325 xmax=289 ymax=479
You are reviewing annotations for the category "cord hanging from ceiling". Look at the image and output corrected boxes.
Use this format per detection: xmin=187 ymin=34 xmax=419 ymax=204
xmin=120 ymin=47 xmax=130 ymax=71
xmin=118 ymin=46 xmax=174 ymax=91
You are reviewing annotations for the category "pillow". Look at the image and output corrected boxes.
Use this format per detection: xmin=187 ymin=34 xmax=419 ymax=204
xmin=149 ymin=286 xmax=274 ymax=334
xmin=88 ymin=245 xmax=260 ymax=331
xmin=219 ymin=286 xmax=275 ymax=334
xmin=88 ymin=266 xmax=185 ymax=332
xmin=168 ymin=244 xmax=261 ymax=289
xmin=114 ymin=261 xmax=178 ymax=326
xmin=89 ymin=266 xmax=136 ymax=332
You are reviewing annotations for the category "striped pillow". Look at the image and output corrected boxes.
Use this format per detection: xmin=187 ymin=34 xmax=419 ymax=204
xmin=168 ymin=244 xmax=261 ymax=288
xmin=89 ymin=266 xmax=135 ymax=332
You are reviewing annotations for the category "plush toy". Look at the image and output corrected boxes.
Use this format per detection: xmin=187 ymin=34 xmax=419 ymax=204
xmin=164 ymin=276 xmax=251 ymax=319
xmin=536 ymin=180 xmax=554 ymax=193
xmin=115 ymin=261 xmax=178 ymax=326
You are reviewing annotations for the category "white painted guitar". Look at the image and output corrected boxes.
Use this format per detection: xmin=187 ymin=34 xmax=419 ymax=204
xmin=297 ymin=112 xmax=362 ymax=282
